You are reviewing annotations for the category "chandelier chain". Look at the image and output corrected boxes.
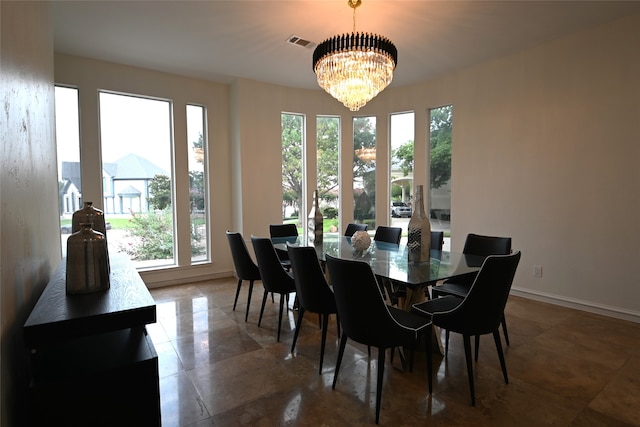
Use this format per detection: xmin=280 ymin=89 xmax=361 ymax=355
xmin=353 ymin=4 xmax=357 ymax=33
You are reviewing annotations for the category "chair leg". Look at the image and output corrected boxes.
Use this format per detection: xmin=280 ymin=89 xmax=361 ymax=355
xmin=233 ymin=278 xmax=242 ymax=311
xmin=333 ymin=334 xmax=348 ymax=389
xmin=390 ymin=346 xmax=406 ymax=372
xmin=445 ymin=329 xmax=450 ymax=356
xmin=277 ymin=293 xmax=285 ymax=342
xmin=375 ymin=347 xmax=386 ymax=424
xmin=426 ymin=328 xmax=433 ymax=394
xmin=493 ymin=330 xmax=509 ymax=384
xmin=244 ymin=280 xmax=254 ymax=322
xmin=336 ymin=313 xmax=341 ymax=338
xmin=319 ymin=312 xmax=330 ymax=374
xmin=258 ymin=290 xmax=268 ymax=327
xmin=501 ymin=314 xmax=510 ymax=346
xmin=475 ymin=334 xmax=480 ymax=362
xmin=291 ymin=307 xmax=305 ymax=353
xmin=463 ymin=334 xmax=476 ymax=406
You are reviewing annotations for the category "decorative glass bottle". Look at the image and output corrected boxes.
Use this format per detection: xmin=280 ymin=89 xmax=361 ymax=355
xmin=72 ymin=201 xmax=109 ymax=272
xmin=307 ymin=189 xmax=323 ymax=245
xmin=66 ymin=223 xmax=110 ymax=295
xmin=407 ymin=184 xmax=431 ymax=263
xmin=72 ymin=201 xmax=107 ymax=234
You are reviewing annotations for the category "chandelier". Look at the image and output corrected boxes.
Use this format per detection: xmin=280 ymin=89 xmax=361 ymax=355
xmin=312 ymin=0 xmax=397 ymax=112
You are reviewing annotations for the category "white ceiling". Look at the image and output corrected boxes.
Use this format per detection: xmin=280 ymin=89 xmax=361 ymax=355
xmin=52 ymin=1 xmax=640 ymax=90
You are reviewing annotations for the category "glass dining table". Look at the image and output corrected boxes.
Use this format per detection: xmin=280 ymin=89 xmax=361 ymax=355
xmin=272 ymin=234 xmax=486 ymax=310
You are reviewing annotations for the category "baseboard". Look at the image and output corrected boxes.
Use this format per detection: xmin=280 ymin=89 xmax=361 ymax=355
xmin=511 ymin=286 xmax=640 ymax=324
xmin=143 ymin=270 xmax=235 ymax=289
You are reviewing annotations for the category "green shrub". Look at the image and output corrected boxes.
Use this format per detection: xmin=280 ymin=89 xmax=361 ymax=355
xmin=323 ymin=207 xmax=338 ymax=219
xmin=120 ymin=210 xmax=204 ymax=260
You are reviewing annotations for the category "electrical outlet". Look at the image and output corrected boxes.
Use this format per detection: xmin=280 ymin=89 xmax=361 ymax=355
xmin=533 ymin=265 xmax=543 ymax=277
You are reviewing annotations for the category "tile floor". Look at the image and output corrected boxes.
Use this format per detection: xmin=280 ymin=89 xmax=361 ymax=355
xmin=148 ymin=277 xmax=640 ymax=426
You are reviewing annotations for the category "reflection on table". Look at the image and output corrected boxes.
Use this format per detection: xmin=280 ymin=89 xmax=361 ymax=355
xmin=272 ymin=235 xmax=484 ymax=301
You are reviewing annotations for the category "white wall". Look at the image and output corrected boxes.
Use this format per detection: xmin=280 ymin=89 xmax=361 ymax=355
xmin=450 ymin=14 xmax=640 ymax=319
xmin=1 ymin=2 xmax=57 ymax=426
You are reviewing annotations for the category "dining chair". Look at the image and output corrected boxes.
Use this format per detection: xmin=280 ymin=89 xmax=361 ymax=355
xmin=287 ymin=243 xmax=340 ymax=374
xmin=411 ymin=251 xmax=521 ymax=406
xmin=430 ymin=230 xmax=444 ymax=251
xmin=344 ymin=223 xmax=368 ymax=237
xmin=372 ymin=226 xmax=403 ymax=307
xmin=269 ymin=223 xmax=299 ymax=271
xmin=325 ymin=254 xmax=432 ymax=424
xmin=225 ymin=231 xmax=261 ymax=322
xmin=431 ymin=233 xmax=512 ymax=355
xmin=250 ymin=236 xmax=297 ymax=342
xmin=373 ymin=225 xmax=402 ymax=245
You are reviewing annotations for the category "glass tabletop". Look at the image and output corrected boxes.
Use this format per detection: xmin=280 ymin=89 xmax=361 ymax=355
xmin=272 ymin=235 xmax=485 ymax=287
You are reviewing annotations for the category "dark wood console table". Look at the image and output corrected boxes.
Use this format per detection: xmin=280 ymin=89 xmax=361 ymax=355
xmin=24 ymin=254 xmax=160 ymax=427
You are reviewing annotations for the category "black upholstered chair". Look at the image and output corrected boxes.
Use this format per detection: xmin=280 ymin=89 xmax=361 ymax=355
xmin=325 ymin=254 xmax=432 ymax=424
xmin=430 ymin=230 xmax=445 ymax=251
xmin=373 ymin=225 xmax=402 ymax=245
xmin=344 ymin=223 xmax=368 ymax=237
xmin=269 ymin=223 xmax=298 ymax=271
xmin=431 ymin=233 xmax=512 ymax=352
xmin=287 ymin=243 xmax=340 ymax=374
xmin=369 ymin=226 xmax=401 ymax=306
xmin=226 ymin=231 xmax=261 ymax=322
xmin=251 ymin=236 xmax=297 ymax=342
xmin=269 ymin=223 xmax=298 ymax=238
xmin=412 ymin=251 xmax=521 ymax=406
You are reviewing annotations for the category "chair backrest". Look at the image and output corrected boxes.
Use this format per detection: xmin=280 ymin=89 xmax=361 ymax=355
xmin=226 ymin=231 xmax=260 ymax=281
xmin=463 ymin=233 xmax=512 ymax=256
xmin=433 ymin=251 xmax=521 ymax=336
xmin=344 ymin=223 xmax=368 ymax=237
xmin=430 ymin=231 xmax=444 ymax=251
xmin=325 ymin=254 xmax=411 ymax=348
xmin=251 ymin=236 xmax=295 ymax=293
xmin=287 ymin=244 xmax=336 ymax=314
xmin=269 ymin=223 xmax=299 ymax=238
xmin=373 ymin=226 xmax=402 ymax=245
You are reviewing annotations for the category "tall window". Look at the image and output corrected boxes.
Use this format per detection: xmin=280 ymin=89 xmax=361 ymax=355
xmin=429 ymin=105 xmax=453 ymax=245
xmin=55 ymin=86 xmax=82 ymax=254
xmin=353 ymin=116 xmax=377 ymax=230
xmin=187 ymin=105 xmax=209 ymax=262
xmin=389 ymin=112 xmax=415 ymax=233
xmin=281 ymin=113 xmax=304 ymax=234
xmin=316 ymin=116 xmax=340 ymax=235
xmin=99 ymin=91 xmax=175 ymax=268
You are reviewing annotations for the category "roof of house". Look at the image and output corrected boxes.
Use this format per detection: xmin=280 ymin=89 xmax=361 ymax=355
xmin=61 ymin=154 xmax=167 ymax=192
xmin=110 ymin=153 xmax=168 ymax=180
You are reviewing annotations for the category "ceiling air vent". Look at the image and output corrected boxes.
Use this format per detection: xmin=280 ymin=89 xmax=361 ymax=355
xmin=287 ymin=35 xmax=315 ymax=49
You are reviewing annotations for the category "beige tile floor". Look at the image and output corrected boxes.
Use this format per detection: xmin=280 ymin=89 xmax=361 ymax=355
xmin=148 ymin=278 xmax=640 ymax=426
